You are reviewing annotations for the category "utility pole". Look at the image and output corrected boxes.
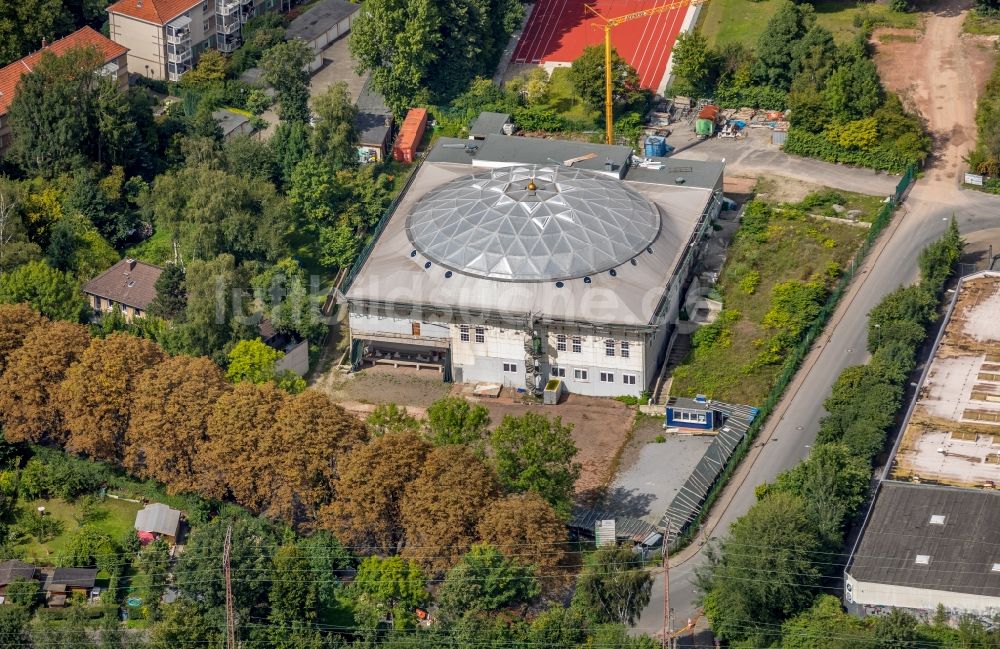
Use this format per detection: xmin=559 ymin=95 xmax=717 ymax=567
xmin=663 ymin=522 xmax=671 ymax=649
xmin=224 ymin=524 xmax=237 ymax=649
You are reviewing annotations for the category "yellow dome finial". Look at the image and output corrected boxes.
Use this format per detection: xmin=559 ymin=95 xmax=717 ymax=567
xmin=527 ymin=179 xmax=537 ymax=192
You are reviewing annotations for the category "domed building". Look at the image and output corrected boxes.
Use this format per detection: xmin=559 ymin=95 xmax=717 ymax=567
xmin=342 ymin=133 xmax=724 ymax=397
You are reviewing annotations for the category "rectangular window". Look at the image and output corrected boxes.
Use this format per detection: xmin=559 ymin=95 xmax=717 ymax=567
xmin=623 ymin=374 xmax=636 ymax=385
xmin=915 ymin=555 xmax=931 ymax=565
xmin=94 ymin=297 xmax=102 ymax=310
xmin=475 ymin=327 xmax=485 ymax=344
xmin=599 ymin=372 xmax=614 ymax=383
xmin=459 ymin=325 xmax=470 ymax=342
xmin=929 ymin=515 xmax=946 ymax=525
xmin=620 ymin=341 xmax=630 ymax=358
xmin=574 ymin=368 xmax=588 ymax=381
xmin=572 ymin=337 xmax=582 ymax=353
xmin=605 ymin=339 xmax=615 ymax=357
xmin=551 ymin=366 xmax=566 ymax=378
xmin=556 ymin=335 xmax=567 ymax=352
xmin=411 ymin=322 xmax=421 ymax=336
xmin=697 ymin=413 xmax=707 ymax=423
xmin=503 ymin=362 xmax=518 ymax=373
xmin=203 ymin=20 xmax=210 ymax=32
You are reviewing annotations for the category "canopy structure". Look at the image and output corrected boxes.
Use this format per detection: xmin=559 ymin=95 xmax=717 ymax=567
xmin=405 ymin=165 xmax=661 ymax=282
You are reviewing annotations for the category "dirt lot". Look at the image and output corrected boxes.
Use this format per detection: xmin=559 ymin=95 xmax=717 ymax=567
xmin=872 ymin=0 xmax=997 ymax=184
xmin=316 ymin=365 xmax=452 ymax=416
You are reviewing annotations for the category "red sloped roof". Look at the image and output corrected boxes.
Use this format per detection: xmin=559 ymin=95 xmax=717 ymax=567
xmin=0 ymin=27 xmax=128 ymax=115
xmin=107 ymin=0 xmax=201 ymax=25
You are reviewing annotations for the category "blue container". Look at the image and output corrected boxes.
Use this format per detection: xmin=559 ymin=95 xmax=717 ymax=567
xmin=644 ymin=136 xmax=667 ymax=157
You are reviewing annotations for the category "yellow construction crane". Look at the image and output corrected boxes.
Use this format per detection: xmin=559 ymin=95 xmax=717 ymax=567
xmin=586 ymin=0 xmax=710 ymax=145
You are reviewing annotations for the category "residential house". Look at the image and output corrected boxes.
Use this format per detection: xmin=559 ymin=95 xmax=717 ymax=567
xmin=82 ymin=258 xmax=163 ymax=321
xmin=43 ymin=568 xmax=97 ymax=608
xmin=135 ymin=503 xmax=182 ymax=544
xmin=0 ymin=560 xmax=38 ymax=601
xmin=107 ymin=0 xmax=281 ymax=81
xmin=0 ymin=27 xmax=128 ymax=157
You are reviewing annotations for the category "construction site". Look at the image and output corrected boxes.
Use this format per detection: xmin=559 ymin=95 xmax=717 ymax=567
xmin=891 ymin=271 xmax=1000 ymax=488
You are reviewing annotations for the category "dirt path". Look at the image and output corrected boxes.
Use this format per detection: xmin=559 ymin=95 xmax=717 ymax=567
xmin=873 ymin=0 xmax=996 ymax=186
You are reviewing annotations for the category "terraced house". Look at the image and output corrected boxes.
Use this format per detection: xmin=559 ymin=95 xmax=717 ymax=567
xmin=107 ymin=0 xmax=280 ymax=81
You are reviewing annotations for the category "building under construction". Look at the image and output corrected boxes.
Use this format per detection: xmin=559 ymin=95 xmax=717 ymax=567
xmin=341 ymin=132 xmax=723 ymax=397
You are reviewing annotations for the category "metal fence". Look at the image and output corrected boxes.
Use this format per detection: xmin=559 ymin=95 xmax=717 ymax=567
xmin=673 ymin=163 xmax=919 ymax=550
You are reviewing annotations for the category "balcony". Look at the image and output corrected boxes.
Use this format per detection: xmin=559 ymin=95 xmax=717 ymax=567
xmin=217 ymin=19 xmax=241 ymax=35
xmin=167 ymin=48 xmax=192 ymax=64
xmin=166 ymin=30 xmax=191 ymax=45
xmin=216 ymin=0 xmax=240 ymax=16
xmin=216 ymin=36 xmax=242 ymax=53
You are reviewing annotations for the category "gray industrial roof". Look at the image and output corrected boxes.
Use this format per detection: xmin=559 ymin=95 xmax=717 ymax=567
xmin=469 ymin=111 xmax=510 ymax=137
xmin=286 ymin=0 xmax=359 ymax=43
xmin=405 ymin=165 xmax=661 ymax=282
xmin=135 ymin=503 xmax=181 ymax=538
xmin=848 ymin=482 xmax=1000 ymax=597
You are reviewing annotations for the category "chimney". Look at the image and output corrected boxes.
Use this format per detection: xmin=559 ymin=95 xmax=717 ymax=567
xmin=41 ymin=38 xmax=47 ymax=48
xmin=137 ymin=0 xmax=142 ymax=7
xmin=126 ymin=258 xmax=137 ymax=271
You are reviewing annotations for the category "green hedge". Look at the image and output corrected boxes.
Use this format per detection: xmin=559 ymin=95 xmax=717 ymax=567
xmin=782 ymin=127 xmax=921 ymax=174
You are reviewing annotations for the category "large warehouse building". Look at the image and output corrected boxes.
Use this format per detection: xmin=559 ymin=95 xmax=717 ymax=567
xmin=342 ymin=134 xmax=724 ymax=397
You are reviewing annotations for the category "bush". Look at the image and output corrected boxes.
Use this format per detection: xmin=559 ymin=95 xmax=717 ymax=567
xmin=783 ymin=127 xmax=921 ymax=173
xmin=18 ymin=451 xmax=110 ymax=501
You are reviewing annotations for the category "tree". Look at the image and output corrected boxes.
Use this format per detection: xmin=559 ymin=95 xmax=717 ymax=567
xmin=266 ymin=390 xmax=368 ymax=525
xmin=261 ymin=40 xmax=313 ymax=123
xmin=123 ymin=355 xmax=231 ymax=493
xmin=61 ymin=525 xmax=119 ymax=575
xmin=271 ymin=121 xmax=312 ymax=189
xmin=699 ymin=492 xmax=823 ymax=644
xmin=0 ymin=605 xmax=29 ymax=648
xmin=670 ymin=32 xmax=717 ymax=97
xmin=0 ymin=191 xmax=42 ymax=273
xmin=401 ymin=445 xmax=498 ymax=574
xmin=0 ymin=0 xmax=69 ymax=67
xmin=477 ymin=493 xmax=569 ymax=579
xmin=5 ymin=578 xmax=39 ymax=610
xmin=823 ymin=58 xmax=883 ymax=122
xmin=59 ymin=332 xmax=166 ymax=461
xmin=148 ymin=263 xmax=187 ymax=321
xmin=270 ymin=544 xmax=317 ymax=625
xmin=224 ymin=135 xmax=278 ymax=184
xmin=573 ymin=544 xmax=652 ymax=626
xmin=871 ymin=608 xmax=919 ymax=649
xmin=753 ymin=1 xmax=814 ymax=91
xmin=352 ymin=556 xmax=427 ymax=630
xmin=366 ymin=403 xmax=421 ymax=435
xmin=226 ymin=338 xmax=284 ymax=385
xmin=320 ymin=432 xmax=430 ymax=553
xmin=0 ymin=303 xmax=45 ymax=374
xmin=252 ymin=257 xmax=327 ymax=342
xmin=199 ymin=382 xmax=287 ymax=511
xmin=311 ymin=82 xmax=359 ymax=169
xmin=489 ymin=413 xmax=581 ymax=516
xmin=44 ymin=213 xmax=118 ymax=280
xmin=438 ymin=544 xmax=539 ymax=622
xmin=149 ymin=600 xmax=220 ymax=649
xmin=569 ymin=45 xmax=643 ymax=114
xmin=136 ymin=539 xmax=170 ymax=616
xmin=779 ymin=595 xmax=871 ymax=649
xmin=172 ymin=253 xmax=238 ymax=357
xmin=0 ymin=320 xmax=90 ymax=444
xmin=0 ymin=260 xmax=84 ymax=321
xmin=7 ymin=46 xmax=103 ymax=177
xmin=179 ymin=50 xmax=227 ymax=90
xmin=426 ymin=396 xmax=490 ymax=447
xmin=289 ymin=156 xmax=349 ymax=234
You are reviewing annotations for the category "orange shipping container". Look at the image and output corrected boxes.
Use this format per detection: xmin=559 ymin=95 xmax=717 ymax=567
xmin=393 ymin=107 xmax=428 ymax=163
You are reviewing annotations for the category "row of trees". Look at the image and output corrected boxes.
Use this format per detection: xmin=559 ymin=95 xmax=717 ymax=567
xmin=671 ymin=2 xmax=929 ymax=172
xmin=698 ymin=221 xmax=964 ymax=647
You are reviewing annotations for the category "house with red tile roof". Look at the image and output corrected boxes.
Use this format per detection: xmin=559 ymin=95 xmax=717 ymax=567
xmin=0 ymin=27 xmax=128 ymax=156
xmin=106 ymin=0 xmax=281 ymax=82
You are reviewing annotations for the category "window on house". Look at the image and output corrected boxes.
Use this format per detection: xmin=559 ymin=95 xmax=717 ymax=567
xmin=914 ymin=555 xmax=931 ymax=565
xmin=599 ymin=372 xmax=614 ymax=383
xmin=929 ymin=514 xmax=946 ymax=525
xmin=556 ymin=334 xmax=567 ymax=352
xmin=620 ymin=341 xmax=630 ymax=358
xmin=475 ymin=327 xmax=485 ymax=343
xmin=605 ymin=339 xmax=615 ymax=357
xmin=459 ymin=325 xmax=470 ymax=342
xmin=697 ymin=413 xmax=707 ymax=423
xmin=574 ymin=368 xmax=588 ymax=381
xmin=623 ymin=374 xmax=636 ymax=385
xmin=572 ymin=337 xmax=582 ymax=353
xmin=503 ymin=363 xmax=518 ymax=373
xmin=94 ymin=297 xmax=102 ymax=310
xmin=992 ymin=563 xmax=1000 ymax=572
xmin=551 ymin=366 xmax=566 ymax=378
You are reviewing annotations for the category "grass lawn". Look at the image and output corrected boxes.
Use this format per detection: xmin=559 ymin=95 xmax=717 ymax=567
xmin=669 ymin=190 xmax=871 ymax=405
xmin=698 ymin=0 xmax=920 ymax=47
xmin=545 ymin=68 xmax=600 ymax=129
xmin=964 ymin=10 xmax=1000 ymax=35
xmin=16 ymin=497 xmax=142 ymax=564
xmin=124 ymin=227 xmax=172 ymax=266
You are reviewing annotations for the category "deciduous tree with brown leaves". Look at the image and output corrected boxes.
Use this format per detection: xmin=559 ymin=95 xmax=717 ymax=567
xmin=320 ymin=432 xmax=430 ymax=555
xmin=265 ymin=390 xmax=368 ymax=526
xmin=59 ymin=332 xmax=166 ymax=461
xmin=0 ymin=303 xmax=45 ymax=374
xmin=199 ymin=382 xmax=287 ymax=512
xmin=401 ymin=445 xmax=498 ymax=575
xmin=0 ymin=320 xmax=90 ymax=444
xmin=477 ymin=492 xmax=570 ymax=581
xmin=124 ymin=355 xmax=231 ymax=493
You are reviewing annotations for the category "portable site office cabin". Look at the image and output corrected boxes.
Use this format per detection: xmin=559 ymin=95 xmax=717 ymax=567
xmin=695 ymin=105 xmax=720 ymax=137
xmin=393 ymin=108 xmax=428 ymax=163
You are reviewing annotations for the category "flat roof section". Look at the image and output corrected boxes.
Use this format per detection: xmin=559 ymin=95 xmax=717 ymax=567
xmin=286 ymin=0 xmax=360 ymax=43
xmin=848 ymin=481 xmax=1000 ymax=597
xmin=892 ymin=273 xmax=1000 ymax=488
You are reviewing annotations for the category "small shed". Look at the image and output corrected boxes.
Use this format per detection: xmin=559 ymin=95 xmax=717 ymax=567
xmin=286 ymin=0 xmax=361 ymax=73
xmin=44 ymin=568 xmax=97 ymax=606
xmin=135 ymin=503 xmax=181 ymax=541
xmin=355 ymin=79 xmax=394 ymax=163
xmin=665 ymin=395 xmax=724 ymax=431
xmin=0 ymin=560 xmax=37 ymax=597
xmin=468 ymin=111 xmax=512 ymax=140
xmin=212 ymin=109 xmax=252 ymax=140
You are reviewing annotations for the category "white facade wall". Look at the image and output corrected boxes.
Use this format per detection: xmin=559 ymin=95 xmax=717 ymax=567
xmin=846 ymin=574 xmax=1000 ymax=615
xmin=303 ymin=13 xmax=356 ymax=72
xmin=110 ymin=14 xmax=167 ymax=79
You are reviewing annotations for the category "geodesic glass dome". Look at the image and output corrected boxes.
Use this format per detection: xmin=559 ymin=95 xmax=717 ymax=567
xmin=405 ymin=165 xmax=661 ymax=282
